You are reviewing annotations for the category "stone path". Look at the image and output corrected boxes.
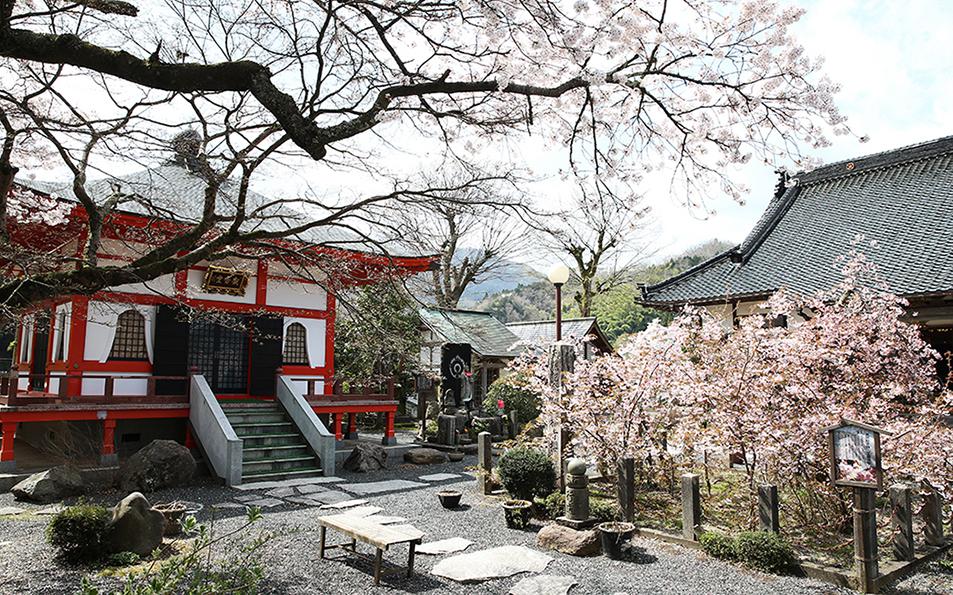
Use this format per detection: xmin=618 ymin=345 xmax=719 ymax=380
xmin=431 ymin=545 xmax=554 ymax=583
xmin=417 ymin=537 xmax=473 ymax=555
xmin=509 ymin=575 xmax=577 ymax=595
xmin=342 ymin=479 xmax=429 ymax=495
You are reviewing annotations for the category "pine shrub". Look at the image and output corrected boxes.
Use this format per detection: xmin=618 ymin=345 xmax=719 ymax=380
xmin=46 ymin=504 xmax=111 ymax=563
xmin=497 ymin=447 xmax=555 ymax=501
xmin=734 ymin=531 xmax=796 ymax=574
xmin=699 ymin=531 xmax=737 ymax=561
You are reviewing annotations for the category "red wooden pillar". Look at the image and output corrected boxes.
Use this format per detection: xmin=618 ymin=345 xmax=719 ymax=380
xmin=101 ymin=419 xmax=117 ymax=464
xmin=345 ymin=412 xmax=358 ymax=440
xmin=184 ymin=425 xmax=196 ymax=449
xmin=65 ymin=297 xmax=89 ymax=398
xmin=0 ymin=421 xmax=17 ymax=469
xmin=333 ymin=412 xmax=343 ymax=442
xmin=381 ymin=410 xmax=396 ymax=445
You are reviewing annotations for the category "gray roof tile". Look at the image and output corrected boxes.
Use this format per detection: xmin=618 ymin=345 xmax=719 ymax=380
xmin=641 ymin=135 xmax=953 ymax=305
xmin=419 ymin=307 xmax=522 ymax=358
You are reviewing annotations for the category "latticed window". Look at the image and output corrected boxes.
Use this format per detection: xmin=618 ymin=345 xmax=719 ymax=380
xmin=283 ymin=323 xmax=308 ymax=365
xmin=53 ymin=310 xmax=67 ymax=361
xmin=109 ymin=310 xmax=148 ymax=361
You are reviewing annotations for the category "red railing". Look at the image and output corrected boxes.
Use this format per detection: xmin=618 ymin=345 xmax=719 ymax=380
xmin=1 ymin=368 xmax=189 ymax=406
xmin=290 ymin=376 xmax=396 ymax=404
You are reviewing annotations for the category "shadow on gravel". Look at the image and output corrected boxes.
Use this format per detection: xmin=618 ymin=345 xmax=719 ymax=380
xmin=619 ymin=544 xmax=658 ymax=564
xmin=315 ymin=552 xmax=445 ymax=592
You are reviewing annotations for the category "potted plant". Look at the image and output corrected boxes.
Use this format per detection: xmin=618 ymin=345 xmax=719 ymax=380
xmin=597 ymin=521 xmax=635 ymax=559
xmin=152 ymin=501 xmax=189 ymax=536
xmin=437 ymin=489 xmax=463 ymax=509
xmin=448 ymin=449 xmax=465 ymax=462
xmin=502 ymin=499 xmax=532 ymax=529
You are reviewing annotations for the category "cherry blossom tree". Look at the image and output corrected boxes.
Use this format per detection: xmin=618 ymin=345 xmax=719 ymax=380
xmin=0 ymin=0 xmax=849 ymax=314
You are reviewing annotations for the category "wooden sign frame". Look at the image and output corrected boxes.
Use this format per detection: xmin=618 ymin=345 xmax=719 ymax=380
xmin=824 ymin=419 xmax=887 ymax=490
xmin=201 ymin=265 xmax=250 ymax=297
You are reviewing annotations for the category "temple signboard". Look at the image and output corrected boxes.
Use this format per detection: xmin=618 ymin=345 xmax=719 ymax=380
xmin=825 ymin=419 xmax=886 ymax=489
xmin=201 ymin=265 xmax=250 ymax=296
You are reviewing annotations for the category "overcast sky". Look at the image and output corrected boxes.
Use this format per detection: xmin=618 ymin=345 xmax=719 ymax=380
xmin=648 ymin=0 xmax=953 ymax=259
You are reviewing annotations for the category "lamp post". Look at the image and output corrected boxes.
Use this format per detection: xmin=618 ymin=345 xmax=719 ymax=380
xmin=547 ymin=263 xmax=570 ymax=342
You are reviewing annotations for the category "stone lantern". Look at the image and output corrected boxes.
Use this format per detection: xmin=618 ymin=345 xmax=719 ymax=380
xmin=557 ymin=458 xmax=596 ymax=529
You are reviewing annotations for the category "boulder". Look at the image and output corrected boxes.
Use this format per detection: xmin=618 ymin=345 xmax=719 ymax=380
xmin=106 ymin=492 xmax=165 ymax=556
xmin=403 ymin=448 xmax=448 ymax=465
xmin=11 ymin=464 xmax=84 ymax=503
xmin=343 ymin=443 xmax=387 ymax=473
xmin=119 ymin=440 xmax=195 ymax=493
xmin=536 ymin=524 xmax=601 ymax=557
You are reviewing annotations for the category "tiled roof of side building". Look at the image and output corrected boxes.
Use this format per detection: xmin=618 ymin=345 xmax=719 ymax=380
xmin=18 ymin=162 xmax=433 ymax=258
xmin=418 ymin=307 xmax=523 ymax=359
xmin=640 ymin=134 xmax=953 ymax=306
xmin=506 ymin=317 xmax=598 ymax=343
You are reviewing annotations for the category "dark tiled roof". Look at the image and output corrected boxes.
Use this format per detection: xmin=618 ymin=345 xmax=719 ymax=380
xmin=19 ymin=163 xmax=428 ymax=256
xmin=641 ymin=135 xmax=953 ymax=305
xmin=506 ymin=317 xmax=612 ymax=351
xmin=419 ymin=307 xmax=522 ymax=358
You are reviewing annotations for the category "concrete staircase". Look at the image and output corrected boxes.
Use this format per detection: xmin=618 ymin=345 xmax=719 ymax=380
xmin=219 ymin=400 xmax=324 ymax=483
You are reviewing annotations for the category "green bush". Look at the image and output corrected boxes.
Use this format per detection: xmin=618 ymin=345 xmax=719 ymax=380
xmin=46 ymin=504 xmax=111 ymax=563
xmin=699 ymin=531 xmax=737 ymax=561
xmin=483 ymin=373 xmax=541 ymax=423
xmin=589 ymin=498 xmax=621 ymax=522
xmin=498 ymin=447 xmax=555 ymax=501
xmin=734 ymin=531 xmax=796 ymax=574
xmin=106 ymin=551 xmax=141 ymax=567
xmin=534 ymin=491 xmax=565 ymax=519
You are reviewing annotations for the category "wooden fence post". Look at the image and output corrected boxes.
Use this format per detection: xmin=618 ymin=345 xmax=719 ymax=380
xmin=478 ymin=431 xmax=493 ymax=495
xmin=853 ymin=487 xmax=879 ymax=594
xmin=681 ymin=473 xmax=702 ymax=541
xmin=922 ymin=488 xmax=945 ymax=547
xmin=758 ymin=484 xmax=780 ymax=533
xmin=547 ymin=343 xmax=575 ymax=491
xmin=889 ymin=484 xmax=914 ymax=561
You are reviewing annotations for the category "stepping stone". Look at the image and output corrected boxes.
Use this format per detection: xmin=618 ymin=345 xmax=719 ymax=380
xmin=286 ymin=496 xmax=324 ymax=507
xmin=340 ymin=506 xmax=383 ymax=518
xmin=309 ymin=491 xmax=354 ymax=505
xmin=296 ymin=484 xmax=328 ymax=495
xmin=245 ymin=497 xmax=284 ymax=508
xmin=0 ymin=506 xmax=26 ymax=515
xmin=342 ymin=479 xmax=428 ymax=495
xmin=320 ymin=498 xmax=368 ymax=509
xmin=418 ymin=538 xmax=473 ymax=555
xmin=211 ymin=502 xmax=246 ymax=509
xmin=35 ymin=505 xmax=65 ymax=515
xmin=235 ymin=494 xmax=262 ymax=503
xmin=235 ymin=476 xmax=345 ymax=491
xmin=265 ymin=487 xmax=296 ymax=498
xmin=419 ymin=473 xmax=461 ymax=482
xmin=432 ymin=546 xmax=552 ymax=584
xmin=509 ymin=575 xmax=577 ymax=595
xmin=365 ymin=515 xmax=407 ymax=525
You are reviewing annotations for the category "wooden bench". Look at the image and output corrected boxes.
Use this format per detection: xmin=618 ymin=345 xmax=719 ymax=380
xmin=317 ymin=514 xmax=425 ymax=585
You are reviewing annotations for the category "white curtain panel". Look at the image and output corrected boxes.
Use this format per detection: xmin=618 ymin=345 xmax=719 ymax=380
xmin=87 ymin=301 xmax=156 ymax=363
xmin=282 ymin=317 xmax=326 ymax=368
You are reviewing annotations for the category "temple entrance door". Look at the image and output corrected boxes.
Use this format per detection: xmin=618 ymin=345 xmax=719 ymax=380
xmin=188 ymin=318 xmax=249 ymax=394
xmin=30 ymin=313 xmax=50 ymax=391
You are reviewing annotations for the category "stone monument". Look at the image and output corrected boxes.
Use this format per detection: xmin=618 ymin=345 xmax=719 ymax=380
xmin=557 ymin=458 xmax=596 ymax=529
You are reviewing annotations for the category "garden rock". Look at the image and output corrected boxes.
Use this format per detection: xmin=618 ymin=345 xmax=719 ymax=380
xmin=537 ymin=524 xmax=601 ymax=557
xmin=403 ymin=448 xmax=448 ymax=465
xmin=343 ymin=443 xmax=387 ymax=472
xmin=106 ymin=492 xmax=165 ymax=556
xmin=119 ymin=440 xmax=195 ymax=493
xmin=11 ymin=464 xmax=84 ymax=503
xmin=431 ymin=545 xmax=552 ymax=583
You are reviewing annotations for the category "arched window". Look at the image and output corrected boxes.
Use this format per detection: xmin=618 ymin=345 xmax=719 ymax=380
xmin=109 ymin=310 xmax=148 ymax=361
xmin=283 ymin=323 xmax=308 ymax=365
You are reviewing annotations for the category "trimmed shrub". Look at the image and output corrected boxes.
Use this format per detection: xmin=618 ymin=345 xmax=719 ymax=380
xmin=534 ymin=491 xmax=565 ymax=519
xmin=734 ymin=531 xmax=796 ymax=574
xmin=106 ymin=551 xmax=141 ymax=567
xmin=699 ymin=531 xmax=737 ymax=561
xmin=483 ymin=373 xmax=541 ymax=424
xmin=589 ymin=497 xmax=621 ymax=522
xmin=46 ymin=504 xmax=111 ymax=563
xmin=498 ymin=447 xmax=556 ymax=501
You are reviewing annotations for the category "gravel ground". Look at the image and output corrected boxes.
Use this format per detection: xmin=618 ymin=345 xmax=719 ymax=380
xmin=0 ymin=455 xmax=950 ymax=594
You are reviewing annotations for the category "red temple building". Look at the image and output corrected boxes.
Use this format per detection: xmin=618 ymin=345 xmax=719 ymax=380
xmin=0 ymin=158 xmax=434 ymax=485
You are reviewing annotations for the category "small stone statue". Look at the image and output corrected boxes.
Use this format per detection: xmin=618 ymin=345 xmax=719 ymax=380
xmin=557 ymin=458 xmax=597 ymax=529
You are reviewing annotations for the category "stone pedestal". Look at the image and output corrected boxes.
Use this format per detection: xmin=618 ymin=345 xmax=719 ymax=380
xmin=436 ymin=413 xmax=458 ymax=446
xmin=557 ymin=458 xmax=596 ymax=529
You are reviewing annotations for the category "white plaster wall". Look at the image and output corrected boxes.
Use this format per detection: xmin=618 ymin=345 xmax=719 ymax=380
xmin=81 ymin=372 xmax=150 ymax=396
xmin=283 ymin=317 xmax=327 ymax=368
xmin=287 ymin=376 xmax=325 ymax=396
xmin=109 ymin=274 xmax=175 ymax=297
xmin=267 ymin=278 xmax=327 ymax=310
xmin=186 ymin=269 xmax=256 ymax=304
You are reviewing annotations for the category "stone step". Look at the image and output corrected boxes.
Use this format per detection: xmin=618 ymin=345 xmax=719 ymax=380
xmin=233 ymin=422 xmax=296 ymax=436
xmin=242 ymin=445 xmax=313 ymax=461
xmin=241 ymin=456 xmax=320 ymax=474
xmin=241 ymin=466 xmax=324 ymax=483
xmin=223 ymin=411 xmax=288 ymax=424
xmin=219 ymin=400 xmax=280 ymax=410
xmin=240 ymin=433 xmax=306 ymax=448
